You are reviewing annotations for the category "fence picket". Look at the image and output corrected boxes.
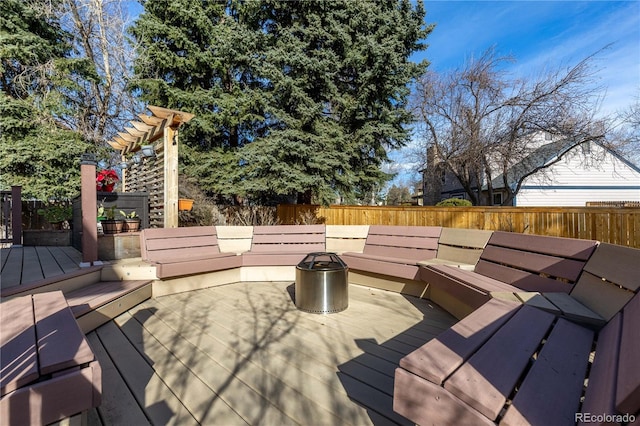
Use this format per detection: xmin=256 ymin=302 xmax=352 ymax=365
xmin=277 ymin=204 xmax=640 ymax=248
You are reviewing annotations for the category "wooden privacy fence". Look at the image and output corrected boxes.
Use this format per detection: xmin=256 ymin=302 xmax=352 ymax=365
xmin=277 ymin=204 xmax=640 ymax=249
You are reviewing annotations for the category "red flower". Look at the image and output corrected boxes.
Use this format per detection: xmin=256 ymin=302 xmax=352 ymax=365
xmin=96 ymin=169 xmax=119 ymax=191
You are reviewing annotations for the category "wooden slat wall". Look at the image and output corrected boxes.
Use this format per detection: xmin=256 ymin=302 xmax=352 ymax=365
xmin=123 ymin=147 xmax=165 ymax=228
xmin=277 ymin=205 xmax=640 ymax=248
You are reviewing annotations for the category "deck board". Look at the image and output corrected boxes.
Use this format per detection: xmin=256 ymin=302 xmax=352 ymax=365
xmin=0 ymin=246 xmax=82 ymax=291
xmin=20 ymin=246 xmax=44 ymax=284
xmin=95 ymin=320 xmax=200 ymax=425
xmin=35 ymin=246 xmax=65 ymax=279
xmin=86 ymin=332 xmax=151 ymax=425
xmin=0 ymin=248 xmax=22 ymax=288
xmin=88 ymin=282 xmax=456 ymax=426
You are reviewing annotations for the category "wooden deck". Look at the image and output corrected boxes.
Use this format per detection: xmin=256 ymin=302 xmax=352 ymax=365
xmin=85 ymin=281 xmax=456 ymax=425
xmin=0 ymin=246 xmax=82 ymax=291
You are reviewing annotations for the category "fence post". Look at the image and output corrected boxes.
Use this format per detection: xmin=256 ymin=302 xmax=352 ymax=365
xmin=11 ymin=186 xmax=22 ymax=246
xmin=80 ymin=154 xmax=98 ymax=266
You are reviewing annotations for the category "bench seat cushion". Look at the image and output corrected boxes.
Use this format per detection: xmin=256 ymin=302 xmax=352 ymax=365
xmin=152 ymin=252 xmax=242 ymax=278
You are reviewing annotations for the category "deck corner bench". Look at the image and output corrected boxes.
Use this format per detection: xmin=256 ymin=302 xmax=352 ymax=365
xmin=341 ymin=225 xmax=442 ymax=282
xmin=394 ymin=242 xmax=640 ymax=425
xmin=421 ymin=231 xmax=598 ymax=319
xmin=1 ymin=291 xmax=102 ymax=425
xmin=419 ymin=227 xmax=493 ymax=270
xmin=140 ymin=226 xmax=242 ymax=279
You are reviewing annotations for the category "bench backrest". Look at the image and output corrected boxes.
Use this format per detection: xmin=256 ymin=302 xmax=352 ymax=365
xmin=435 ymin=228 xmax=493 ymax=265
xmin=474 ymin=231 xmax=598 ymax=293
xmin=570 ymin=243 xmax=640 ymax=321
xmin=363 ymin=226 xmax=441 ymax=261
xmin=250 ymin=225 xmax=325 ymax=253
xmin=140 ymin=226 xmax=222 ymax=262
xmin=326 ymin=225 xmax=370 ymax=253
xmin=216 ymin=226 xmax=253 ymax=254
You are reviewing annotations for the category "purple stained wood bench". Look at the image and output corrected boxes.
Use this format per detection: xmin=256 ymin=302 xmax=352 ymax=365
xmin=341 ymin=225 xmax=442 ymax=281
xmin=241 ymin=225 xmax=326 ymax=266
xmin=394 ymin=243 xmax=640 ymax=425
xmin=0 ymin=291 xmax=101 ymax=425
xmin=140 ymin=226 xmax=242 ymax=278
xmin=421 ymin=231 xmax=598 ymax=318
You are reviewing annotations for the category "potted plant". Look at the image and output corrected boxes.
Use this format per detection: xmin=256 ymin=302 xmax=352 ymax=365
xmin=97 ymin=203 xmax=107 ymax=221
xmin=120 ymin=210 xmax=141 ymax=232
xmin=178 ymin=198 xmax=194 ymax=211
xmin=96 ymin=169 xmax=119 ymax=192
xmin=37 ymin=203 xmax=73 ymax=230
xmin=100 ymin=206 xmax=123 ymax=234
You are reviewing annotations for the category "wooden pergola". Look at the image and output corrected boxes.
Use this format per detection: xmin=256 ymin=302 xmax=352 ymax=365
xmin=108 ymin=105 xmax=194 ymax=228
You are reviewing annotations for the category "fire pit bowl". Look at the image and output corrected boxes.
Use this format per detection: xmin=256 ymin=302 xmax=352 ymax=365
xmin=295 ymin=252 xmax=349 ymax=314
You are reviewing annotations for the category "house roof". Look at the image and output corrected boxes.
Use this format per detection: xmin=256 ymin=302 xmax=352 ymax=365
xmin=487 ymin=139 xmax=640 ymax=191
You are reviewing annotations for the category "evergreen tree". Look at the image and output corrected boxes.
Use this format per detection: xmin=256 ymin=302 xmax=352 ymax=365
xmin=131 ymin=0 xmax=431 ymax=204
xmin=0 ymin=0 xmax=90 ymax=199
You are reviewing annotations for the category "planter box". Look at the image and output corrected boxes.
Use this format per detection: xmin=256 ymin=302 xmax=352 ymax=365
xmin=98 ymin=233 xmax=141 ymax=260
xmin=23 ymin=230 xmax=72 ymax=246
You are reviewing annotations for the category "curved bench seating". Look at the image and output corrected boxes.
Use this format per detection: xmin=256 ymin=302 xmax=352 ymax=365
xmin=421 ymin=231 xmax=599 ymax=319
xmin=118 ymin=224 xmax=640 ymax=424
xmin=395 ymin=241 xmax=640 ymax=425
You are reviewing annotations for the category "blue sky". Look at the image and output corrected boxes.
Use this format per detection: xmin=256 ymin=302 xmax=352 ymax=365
xmin=387 ymin=0 xmax=640 ymax=187
xmin=414 ymin=1 xmax=639 ymax=115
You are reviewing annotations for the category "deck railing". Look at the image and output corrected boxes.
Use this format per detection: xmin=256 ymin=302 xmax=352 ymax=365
xmin=277 ymin=204 xmax=640 ymax=249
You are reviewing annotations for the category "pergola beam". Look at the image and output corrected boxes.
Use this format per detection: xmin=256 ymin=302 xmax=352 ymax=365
xmin=106 ymin=105 xmax=195 ymax=228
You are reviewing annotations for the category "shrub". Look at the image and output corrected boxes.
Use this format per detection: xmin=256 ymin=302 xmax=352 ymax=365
xmin=436 ymin=198 xmax=472 ymax=207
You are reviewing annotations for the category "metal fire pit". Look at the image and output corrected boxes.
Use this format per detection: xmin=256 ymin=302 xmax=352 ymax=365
xmin=295 ymin=252 xmax=348 ymax=314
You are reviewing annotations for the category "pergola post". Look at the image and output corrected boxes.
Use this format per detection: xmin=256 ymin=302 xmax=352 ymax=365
xmin=80 ymin=154 xmax=98 ymax=266
xmin=164 ymin=124 xmax=179 ymax=228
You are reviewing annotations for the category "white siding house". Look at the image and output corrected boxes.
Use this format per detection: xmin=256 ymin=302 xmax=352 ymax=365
xmin=424 ymin=135 xmax=640 ymax=206
xmin=512 ymin=142 xmax=640 ymax=206
xmin=492 ymin=140 xmax=640 ymax=206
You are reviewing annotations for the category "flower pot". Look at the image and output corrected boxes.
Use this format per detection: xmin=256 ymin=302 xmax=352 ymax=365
xmin=101 ymin=219 xmax=123 ymax=234
xmin=178 ymin=198 xmax=194 ymax=211
xmin=122 ymin=218 xmax=141 ymax=233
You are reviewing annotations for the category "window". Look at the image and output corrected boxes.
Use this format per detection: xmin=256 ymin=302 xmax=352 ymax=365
xmin=493 ymin=193 xmax=503 ymax=205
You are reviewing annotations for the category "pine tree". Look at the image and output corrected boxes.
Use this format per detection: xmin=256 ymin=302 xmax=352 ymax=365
xmin=131 ymin=0 xmax=430 ymax=205
xmin=0 ymin=0 xmax=90 ymax=199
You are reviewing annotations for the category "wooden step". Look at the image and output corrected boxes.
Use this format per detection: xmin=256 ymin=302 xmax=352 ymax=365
xmin=0 ymin=266 xmax=102 ymax=300
xmin=65 ymin=280 xmax=153 ymax=333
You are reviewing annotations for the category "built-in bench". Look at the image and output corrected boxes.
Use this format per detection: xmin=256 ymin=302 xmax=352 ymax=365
xmin=0 ymin=291 xmax=102 ymax=425
xmin=140 ymin=226 xmax=242 ymax=279
xmin=241 ymin=225 xmax=325 ymax=266
xmin=341 ymin=225 xmax=441 ymax=281
xmin=421 ymin=231 xmax=598 ymax=319
xmin=394 ymin=242 xmax=640 ymax=425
